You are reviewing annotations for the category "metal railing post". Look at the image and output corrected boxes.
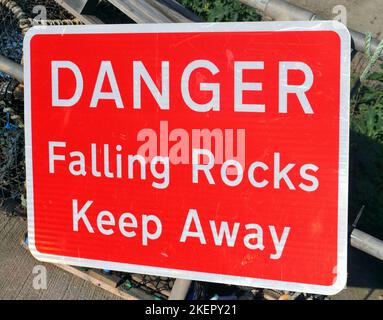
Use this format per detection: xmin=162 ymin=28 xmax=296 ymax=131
xmin=351 ymin=229 xmax=383 ymax=261
xmin=0 ymin=55 xmax=24 ymax=83
xmin=168 ymin=279 xmax=192 ymax=300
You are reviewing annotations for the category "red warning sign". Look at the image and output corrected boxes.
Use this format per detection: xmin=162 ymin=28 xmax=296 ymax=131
xmin=24 ymin=21 xmax=350 ymax=294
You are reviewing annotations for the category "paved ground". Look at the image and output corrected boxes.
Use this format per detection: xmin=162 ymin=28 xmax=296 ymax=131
xmin=1 ymin=213 xmax=382 ymax=300
xmin=0 ymin=213 xmax=120 ymax=300
xmin=288 ymin=0 xmax=383 ymax=39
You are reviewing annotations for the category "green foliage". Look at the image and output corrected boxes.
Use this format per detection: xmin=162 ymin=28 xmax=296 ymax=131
xmin=352 ymin=64 xmax=383 ymax=143
xmin=350 ymin=67 xmax=383 ymax=238
xmin=367 ymin=71 xmax=383 ymax=82
xmin=178 ymin=0 xmax=261 ymax=22
xmin=351 ymin=93 xmax=383 ymax=141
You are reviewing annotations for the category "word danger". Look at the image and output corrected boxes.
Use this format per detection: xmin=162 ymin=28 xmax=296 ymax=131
xmin=52 ymin=59 xmax=314 ymax=113
xmin=73 ymin=199 xmax=290 ymax=259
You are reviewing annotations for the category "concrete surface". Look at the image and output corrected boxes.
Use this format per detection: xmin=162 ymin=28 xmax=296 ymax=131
xmin=0 ymin=213 xmax=120 ymax=300
xmin=287 ymin=0 xmax=383 ymax=39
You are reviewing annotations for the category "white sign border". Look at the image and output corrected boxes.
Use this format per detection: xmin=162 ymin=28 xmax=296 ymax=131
xmin=24 ymin=21 xmax=350 ymax=295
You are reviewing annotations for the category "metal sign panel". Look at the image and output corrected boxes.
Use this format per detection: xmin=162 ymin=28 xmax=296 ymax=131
xmin=24 ymin=21 xmax=350 ymax=295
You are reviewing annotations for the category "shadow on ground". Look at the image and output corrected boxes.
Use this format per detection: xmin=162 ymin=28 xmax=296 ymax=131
xmin=345 ymin=130 xmax=383 ymax=292
xmin=349 ymin=130 xmax=383 ymax=239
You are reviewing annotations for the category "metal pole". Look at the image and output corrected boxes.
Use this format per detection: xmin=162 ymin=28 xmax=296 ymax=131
xmin=168 ymin=279 xmax=192 ymax=300
xmin=351 ymin=229 xmax=383 ymax=261
xmin=240 ymin=0 xmax=383 ymax=61
xmin=0 ymin=54 xmax=24 ymax=83
xmin=241 ymin=0 xmax=315 ymax=20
